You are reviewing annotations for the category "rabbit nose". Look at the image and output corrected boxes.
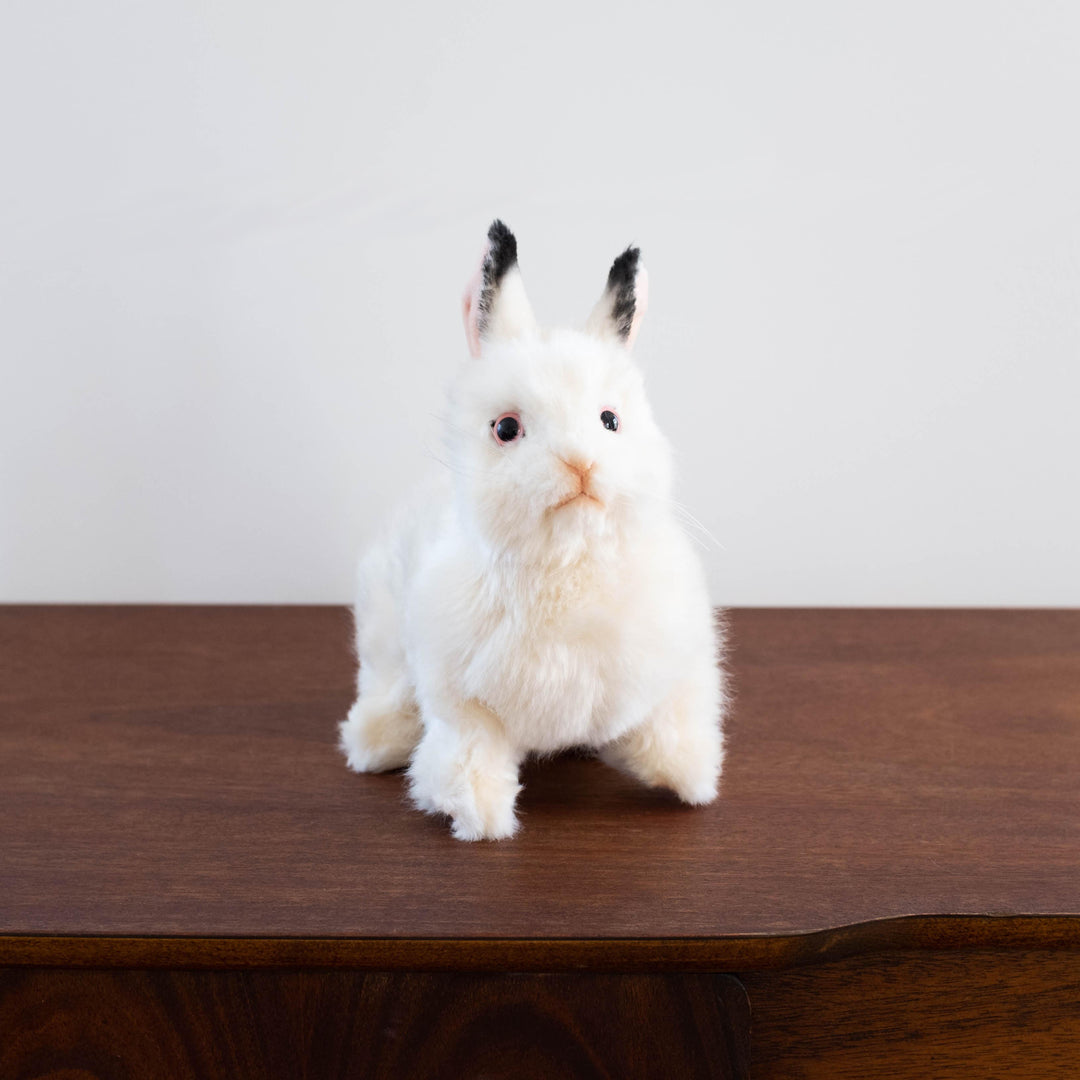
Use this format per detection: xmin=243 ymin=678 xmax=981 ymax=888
xmin=560 ymin=457 xmax=594 ymax=483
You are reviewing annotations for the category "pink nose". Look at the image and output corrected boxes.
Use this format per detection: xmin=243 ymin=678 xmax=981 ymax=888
xmin=560 ymin=458 xmax=594 ymax=483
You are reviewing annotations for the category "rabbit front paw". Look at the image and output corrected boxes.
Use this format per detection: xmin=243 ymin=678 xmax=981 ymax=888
xmin=406 ymin=708 xmax=522 ymax=841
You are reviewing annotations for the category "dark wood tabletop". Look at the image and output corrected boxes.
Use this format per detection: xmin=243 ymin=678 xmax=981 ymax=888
xmin=2 ymin=605 xmax=1078 ymax=971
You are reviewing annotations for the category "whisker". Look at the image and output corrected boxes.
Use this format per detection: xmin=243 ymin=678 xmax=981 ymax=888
xmin=626 ymin=487 xmax=728 ymax=553
xmin=668 ymin=501 xmax=727 ymax=553
xmin=430 ymin=412 xmax=482 ymax=443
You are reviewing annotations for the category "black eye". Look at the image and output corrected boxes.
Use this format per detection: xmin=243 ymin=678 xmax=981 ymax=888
xmin=600 ymin=409 xmax=620 ymax=432
xmin=490 ymin=412 xmax=523 ymax=443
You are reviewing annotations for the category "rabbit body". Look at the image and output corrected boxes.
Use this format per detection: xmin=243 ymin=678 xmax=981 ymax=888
xmin=340 ymin=225 xmax=726 ymax=840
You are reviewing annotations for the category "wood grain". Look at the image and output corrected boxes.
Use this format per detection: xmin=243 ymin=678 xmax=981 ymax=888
xmin=740 ymin=949 xmax=1080 ymax=1079
xmin=1 ymin=606 xmax=1079 ymax=962
xmin=0 ymin=970 xmax=749 ymax=1080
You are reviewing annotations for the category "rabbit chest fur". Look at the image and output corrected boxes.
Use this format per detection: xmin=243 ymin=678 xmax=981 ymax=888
xmin=405 ymin=507 xmax=714 ymax=755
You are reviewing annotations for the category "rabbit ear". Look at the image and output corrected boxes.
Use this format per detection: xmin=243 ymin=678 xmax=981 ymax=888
xmin=462 ymin=220 xmax=538 ymax=358
xmin=586 ymin=246 xmax=648 ymax=348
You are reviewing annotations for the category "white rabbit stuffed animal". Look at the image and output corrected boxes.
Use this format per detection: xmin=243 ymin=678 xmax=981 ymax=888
xmin=340 ymin=221 xmax=726 ymax=840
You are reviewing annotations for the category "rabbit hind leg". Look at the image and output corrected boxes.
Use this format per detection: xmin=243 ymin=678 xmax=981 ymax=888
xmin=341 ymin=534 xmax=423 ymax=773
xmin=340 ymin=678 xmax=421 ymax=773
xmin=600 ymin=662 xmax=725 ymax=805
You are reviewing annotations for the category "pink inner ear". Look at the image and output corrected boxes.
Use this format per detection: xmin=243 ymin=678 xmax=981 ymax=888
xmin=626 ymin=265 xmax=649 ymax=348
xmin=462 ymin=240 xmax=491 ymax=359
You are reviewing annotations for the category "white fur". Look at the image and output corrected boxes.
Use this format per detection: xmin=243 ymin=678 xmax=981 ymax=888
xmin=340 ymin=239 xmax=727 ymax=840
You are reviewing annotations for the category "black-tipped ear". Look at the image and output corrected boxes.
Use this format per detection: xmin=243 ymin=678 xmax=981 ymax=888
xmin=481 ymin=220 xmax=518 ymax=306
xmin=606 ymin=247 xmax=641 ymax=339
xmin=462 ymin=220 xmax=537 ymax=358
xmin=587 ymin=245 xmax=648 ymax=347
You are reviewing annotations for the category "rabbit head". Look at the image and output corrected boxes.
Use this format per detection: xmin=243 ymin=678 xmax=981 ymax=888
xmin=446 ymin=220 xmax=674 ymax=565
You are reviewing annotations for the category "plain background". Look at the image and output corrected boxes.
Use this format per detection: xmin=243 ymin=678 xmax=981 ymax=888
xmin=2 ymin=1 xmax=1077 ymax=606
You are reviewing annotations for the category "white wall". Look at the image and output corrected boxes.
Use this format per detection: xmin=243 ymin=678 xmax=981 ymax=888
xmin=2 ymin=1 xmax=1077 ymax=605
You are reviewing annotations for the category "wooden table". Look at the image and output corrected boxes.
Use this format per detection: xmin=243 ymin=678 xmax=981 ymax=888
xmin=2 ymin=606 xmax=1078 ymax=1078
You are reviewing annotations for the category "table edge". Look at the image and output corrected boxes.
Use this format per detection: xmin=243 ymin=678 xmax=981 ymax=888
xmin=3 ymin=914 xmax=1079 ymax=972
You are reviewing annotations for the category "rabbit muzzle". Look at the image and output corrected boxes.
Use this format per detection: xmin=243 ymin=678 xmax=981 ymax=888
xmin=551 ymin=457 xmax=602 ymax=512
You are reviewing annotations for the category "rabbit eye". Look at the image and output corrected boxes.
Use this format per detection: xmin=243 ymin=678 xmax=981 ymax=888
xmin=600 ymin=410 xmax=620 ymax=432
xmin=490 ymin=412 xmax=523 ymax=444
